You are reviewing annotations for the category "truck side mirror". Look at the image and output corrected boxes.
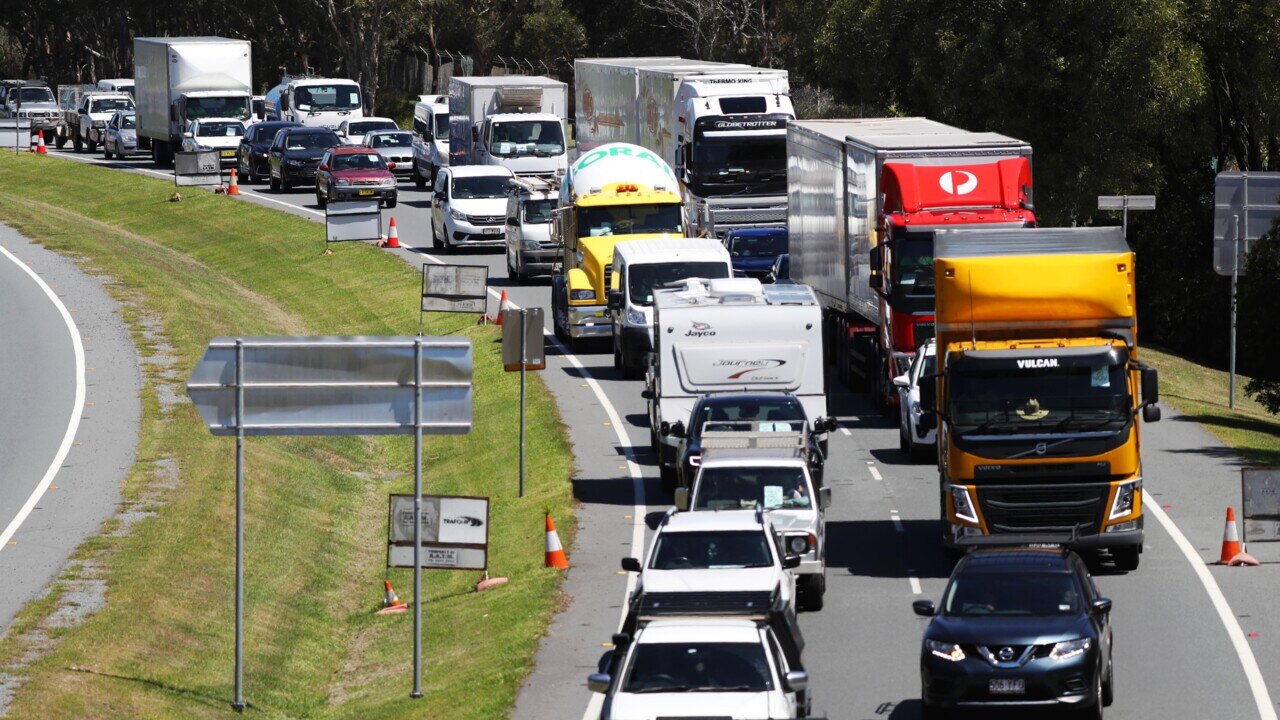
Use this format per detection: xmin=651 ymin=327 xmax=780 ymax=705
xmin=869 ymin=273 xmax=883 ymax=291
xmin=620 ymin=557 xmax=641 ymax=572
xmin=674 ymin=487 xmax=689 ymax=511
xmin=1143 ymin=404 xmax=1161 ymax=423
xmin=782 ymin=554 xmax=801 ymax=569
xmin=472 ymin=124 xmax=480 ymax=143
xmin=641 ymin=388 xmax=655 ymax=401
xmin=1141 ymin=366 xmax=1159 ymax=405
xmin=606 ymin=290 xmax=623 ymax=311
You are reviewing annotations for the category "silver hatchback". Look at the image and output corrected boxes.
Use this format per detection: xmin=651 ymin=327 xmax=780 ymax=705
xmin=102 ymin=111 xmax=137 ymax=159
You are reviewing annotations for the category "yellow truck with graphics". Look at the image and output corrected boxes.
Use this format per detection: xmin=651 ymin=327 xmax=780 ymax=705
xmin=551 ymin=142 xmax=687 ymax=349
xmin=920 ymin=227 xmax=1161 ymax=569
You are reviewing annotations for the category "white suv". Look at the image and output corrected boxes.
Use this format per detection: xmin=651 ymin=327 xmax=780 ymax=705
xmin=430 ymin=165 xmax=514 ymax=252
xmin=623 ymin=508 xmax=800 ymax=616
xmin=677 ymin=445 xmax=830 ymax=611
xmin=893 ymin=339 xmax=937 ymax=463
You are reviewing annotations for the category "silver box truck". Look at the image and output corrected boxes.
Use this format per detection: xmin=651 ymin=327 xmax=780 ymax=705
xmin=134 ymin=36 xmax=252 ymax=166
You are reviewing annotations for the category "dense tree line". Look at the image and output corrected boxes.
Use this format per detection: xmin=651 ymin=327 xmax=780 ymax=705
xmin=1 ymin=0 xmax=1276 ymax=403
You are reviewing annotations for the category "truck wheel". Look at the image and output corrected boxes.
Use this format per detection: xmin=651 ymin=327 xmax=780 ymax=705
xmin=73 ymin=132 xmax=83 ymax=152
xmin=1112 ymin=546 xmax=1139 ymax=572
xmin=55 ymin=132 xmax=67 ymax=149
xmin=801 ymin=574 xmax=826 ymax=611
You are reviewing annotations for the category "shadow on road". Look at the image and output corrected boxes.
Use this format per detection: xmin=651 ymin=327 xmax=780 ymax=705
xmin=826 ymin=519 xmax=952 ymax=580
xmin=572 ymin=474 xmax=665 ymax=508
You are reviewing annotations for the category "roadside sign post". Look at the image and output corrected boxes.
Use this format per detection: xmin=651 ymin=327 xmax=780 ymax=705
xmin=1242 ymin=468 xmax=1280 ymax=546
xmin=187 ymin=336 xmax=473 ymax=709
xmin=1097 ymin=195 xmax=1155 ymax=241
xmin=502 ymin=308 xmax=545 ymax=497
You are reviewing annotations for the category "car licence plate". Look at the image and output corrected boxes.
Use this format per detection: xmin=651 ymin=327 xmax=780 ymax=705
xmin=358 ymin=189 xmax=374 ymax=196
xmin=989 ymin=679 xmax=1024 ymax=695
xmin=221 ymin=150 xmax=235 ymax=158
xmin=483 ymin=227 xmax=502 ymax=235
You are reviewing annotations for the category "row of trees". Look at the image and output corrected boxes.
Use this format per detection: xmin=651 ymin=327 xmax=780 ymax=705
xmin=2 ymin=0 xmax=1276 ymax=406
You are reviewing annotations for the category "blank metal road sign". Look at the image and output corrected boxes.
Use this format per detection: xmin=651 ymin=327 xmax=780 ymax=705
xmin=186 ymin=336 xmax=473 ymax=436
xmin=1214 ymin=172 xmax=1280 ymax=276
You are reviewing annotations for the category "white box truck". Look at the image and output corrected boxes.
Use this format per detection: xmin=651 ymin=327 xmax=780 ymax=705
xmin=576 ymin=58 xmax=794 ymax=238
xmin=263 ymin=74 xmax=363 ymax=129
xmin=134 ymin=36 xmax=252 ymax=166
xmin=447 ymin=76 xmax=568 ymax=178
xmin=644 ymin=278 xmax=826 ymax=484
xmin=786 ymin=118 xmax=1035 ymax=413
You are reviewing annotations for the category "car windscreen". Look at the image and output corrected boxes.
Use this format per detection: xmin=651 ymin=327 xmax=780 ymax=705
xmin=92 ymin=98 xmax=134 ymax=113
xmin=197 ymin=122 xmax=244 ymax=137
xmin=14 ymin=87 xmax=55 ymax=103
xmin=351 ymin=121 xmax=397 ymax=136
xmin=650 ymin=530 xmax=773 ymax=570
xmin=332 ymin=153 xmax=386 ymax=171
xmin=523 ymin=199 xmax=556 ymax=223
xmin=943 ymin=572 xmax=1081 ymax=617
xmin=370 ymin=133 xmax=412 ymax=148
xmin=578 ymin=203 xmax=682 ymax=237
xmin=295 ymin=84 xmax=361 ymax=111
xmin=490 ymin=119 xmax=564 ymax=157
xmin=692 ymin=399 xmax=805 ymax=438
xmin=623 ymin=642 xmax=773 ymax=693
xmin=729 ymin=232 xmax=788 ymax=258
xmin=186 ymin=96 xmax=250 ymax=121
xmin=452 ymin=176 xmax=511 ymax=199
xmin=285 ymin=132 xmax=338 ymax=151
xmin=695 ymin=466 xmax=810 ymax=510
xmin=628 ymin=261 xmax=729 ymax=306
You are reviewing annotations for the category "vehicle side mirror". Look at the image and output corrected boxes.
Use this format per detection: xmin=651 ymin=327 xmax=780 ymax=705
xmin=782 ymin=554 xmax=801 ymax=570
xmin=919 ymin=413 xmax=937 ymax=432
xmin=183 ymin=131 xmax=193 ymax=138
xmin=434 ymin=190 xmax=445 ymax=201
xmin=919 ymin=376 xmax=937 ymax=412
xmin=823 ymin=417 xmax=839 ymax=433
xmin=1143 ymin=404 xmax=1161 ymax=423
xmin=784 ymin=670 xmax=809 ymax=693
xmin=1091 ymin=597 xmax=1113 ymax=615
xmin=869 ymin=273 xmax=883 ymax=291
xmin=763 ymin=272 xmax=777 ymax=284
xmin=318 ymin=164 xmax=328 ymax=171
xmin=641 ymin=388 xmax=655 ymax=401
xmin=606 ymin=290 xmax=623 ymax=311
xmin=472 ymin=125 xmax=480 ymax=143
xmin=892 ymin=374 xmax=910 ymax=389
xmin=586 ymin=673 xmax=611 ymax=694
xmin=670 ymin=421 xmax=685 ymax=438
xmin=1141 ymin=366 xmax=1159 ymax=405
xmin=674 ymin=487 xmax=689 ymax=511
xmin=506 ymin=216 xmax=518 ymax=226
xmin=912 ymin=599 xmax=936 ymax=617
xmin=819 ymin=486 xmax=832 ymax=510
xmin=620 ymin=557 xmax=641 ymax=572
xmin=77 ymin=108 xmax=86 ymax=114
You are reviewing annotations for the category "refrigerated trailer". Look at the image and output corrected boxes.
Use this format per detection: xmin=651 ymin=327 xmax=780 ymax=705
xmin=786 ymin=118 xmax=1035 ymax=412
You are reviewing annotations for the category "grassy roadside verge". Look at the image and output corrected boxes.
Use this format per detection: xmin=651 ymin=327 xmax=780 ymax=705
xmin=1143 ymin=347 xmax=1280 ymax=465
xmin=0 ymin=152 xmax=574 ymax=718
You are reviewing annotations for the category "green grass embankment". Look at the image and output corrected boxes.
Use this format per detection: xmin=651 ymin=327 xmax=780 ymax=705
xmin=0 ymin=152 xmax=574 ymax=718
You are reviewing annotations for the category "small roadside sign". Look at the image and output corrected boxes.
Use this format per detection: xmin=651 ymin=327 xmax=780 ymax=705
xmin=386 ymin=494 xmax=489 ymax=570
xmin=502 ymin=307 xmax=546 ymax=371
xmin=1242 ymin=468 xmax=1280 ymax=543
xmin=422 ymin=264 xmax=488 ymax=313
xmin=174 ymin=150 xmax=222 ymax=186
xmin=326 ymin=199 xmax=382 ymax=243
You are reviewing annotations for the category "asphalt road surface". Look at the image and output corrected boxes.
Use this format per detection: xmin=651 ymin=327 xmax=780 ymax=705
xmin=44 ymin=145 xmax=1280 ymax=720
xmin=0 ymin=222 xmax=141 ymax=631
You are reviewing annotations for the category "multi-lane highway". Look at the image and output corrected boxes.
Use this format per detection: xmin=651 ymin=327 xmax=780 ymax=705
xmin=40 ymin=145 xmax=1280 ymax=719
xmin=0 ymin=222 xmax=141 ymax=630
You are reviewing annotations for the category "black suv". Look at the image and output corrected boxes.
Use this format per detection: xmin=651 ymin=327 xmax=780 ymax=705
xmin=238 ymin=121 xmax=300 ymax=182
xmin=268 ymin=126 xmax=340 ymax=190
xmin=913 ymin=545 xmax=1114 ymax=719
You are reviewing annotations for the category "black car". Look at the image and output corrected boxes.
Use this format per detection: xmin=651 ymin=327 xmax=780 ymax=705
xmin=238 ymin=121 xmax=300 ymax=182
xmin=268 ymin=127 xmax=341 ymax=190
xmin=663 ymin=392 xmax=835 ymax=490
xmin=914 ymin=545 xmax=1114 ymax=719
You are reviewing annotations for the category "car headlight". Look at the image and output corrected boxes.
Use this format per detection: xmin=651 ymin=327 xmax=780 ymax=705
xmin=786 ymin=535 xmax=811 ymax=555
xmin=285 ymin=158 xmax=303 ymax=166
xmin=569 ymin=288 xmax=596 ymax=302
xmin=951 ymin=486 xmax=979 ymax=524
xmin=258 ymin=151 xmax=269 ymax=158
xmin=925 ymin=640 xmax=966 ymax=662
xmin=335 ymin=179 xmax=351 ymax=187
xmin=1109 ymin=479 xmax=1140 ymax=520
xmin=522 ymin=237 xmax=541 ymax=250
xmin=380 ymin=177 xmax=396 ymax=187
xmin=625 ymin=307 xmax=646 ymax=326
xmin=1049 ymin=637 xmax=1091 ymax=662
xmin=449 ymin=208 xmax=467 ymax=222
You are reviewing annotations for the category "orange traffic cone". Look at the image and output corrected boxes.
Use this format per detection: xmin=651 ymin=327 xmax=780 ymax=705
xmin=1220 ymin=507 xmax=1260 ymax=566
xmin=35 ymin=130 xmax=47 ymax=154
xmin=227 ymin=168 xmax=240 ymax=195
xmin=545 ymin=513 xmax=568 ymax=569
xmin=384 ymin=217 xmax=400 ymax=248
xmin=496 ymin=289 xmax=510 ymax=326
xmin=375 ymin=578 xmax=409 ymax=614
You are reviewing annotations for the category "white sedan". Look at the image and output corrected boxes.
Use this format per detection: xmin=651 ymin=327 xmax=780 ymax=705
xmin=893 ymin=339 xmax=937 ymax=462
xmin=181 ymin=118 xmax=246 ymax=167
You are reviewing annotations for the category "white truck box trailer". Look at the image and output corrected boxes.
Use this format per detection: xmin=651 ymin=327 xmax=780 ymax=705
xmin=447 ymin=76 xmax=568 ymax=178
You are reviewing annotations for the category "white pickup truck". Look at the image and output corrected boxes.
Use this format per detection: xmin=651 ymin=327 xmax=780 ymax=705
xmin=70 ymin=93 xmax=135 ymax=152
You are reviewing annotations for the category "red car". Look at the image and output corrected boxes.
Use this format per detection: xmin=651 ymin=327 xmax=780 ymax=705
xmin=315 ymin=146 xmax=398 ymax=208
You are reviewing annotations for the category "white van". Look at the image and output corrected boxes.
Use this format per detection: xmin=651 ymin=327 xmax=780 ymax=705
xmin=412 ymin=94 xmax=450 ymax=188
xmin=607 ymin=239 xmax=732 ymax=379
xmin=505 ymin=176 xmax=559 ymax=281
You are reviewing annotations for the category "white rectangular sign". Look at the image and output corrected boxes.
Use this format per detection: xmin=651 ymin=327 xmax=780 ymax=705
xmin=387 ymin=545 xmax=487 ymax=570
xmin=387 ymin=494 xmax=489 ymax=569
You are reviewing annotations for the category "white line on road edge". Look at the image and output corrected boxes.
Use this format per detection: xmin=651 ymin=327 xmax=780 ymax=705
xmin=868 ymin=464 xmax=883 ymax=482
xmin=0 ymin=246 xmax=86 ymax=553
xmin=1143 ymin=492 xmax=1277 ymax=720
xmin=908 ymin=576 xmax=922 ymax=595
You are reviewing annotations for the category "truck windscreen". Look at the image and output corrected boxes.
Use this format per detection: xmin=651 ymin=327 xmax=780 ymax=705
xmin=695 ymin=467 xmax=810 ymax=510
xmin=628 ymin=262 xmax=730 ymax=306
xmin=949 ymin=363 xmax=1129 ymax=436
xmin=891 ymin=233 xmax=935 ymax=297
xmin=14 ymin=87 xmax=55 ymax=104
xmin=186 ymin=96 xmax=250 ymax=121
xmin=691 ymin=136 xmax=786 ymax=193
xmin=490 ymin=120 xmax=564 ymax=157
xmin=579 ymin=204 xmax=681 ymax=237
xmin=295 ymin=85 xmax=361 ymax=111
xmin=92 ymin=98 xmax=134 ymax=113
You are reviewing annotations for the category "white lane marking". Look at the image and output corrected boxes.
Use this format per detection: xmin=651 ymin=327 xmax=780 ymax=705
xmin=238 ymin=189 xmax=325 ymax=218
xmin=908 ymin=576 xmax=922 ymax=595
xmin=890 ymin=510 xmax=903 ymax=533
xmin=1143 ymin=493 xmax=1277 ymax=720
xmin=840 ymin=426 xmax=852 ymax=436
xmin=0 ymin=246 xmax=87 ymax=552
xmin=868 ymin=464 xmax=883 ymax=482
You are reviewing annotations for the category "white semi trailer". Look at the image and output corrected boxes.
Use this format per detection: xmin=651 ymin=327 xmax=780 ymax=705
xmin=134 ymin=36 xmax=252 ymax=166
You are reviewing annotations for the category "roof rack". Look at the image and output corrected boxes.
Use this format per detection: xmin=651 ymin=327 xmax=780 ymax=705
xmin=699 ymin=425 xmax=807 ymax=451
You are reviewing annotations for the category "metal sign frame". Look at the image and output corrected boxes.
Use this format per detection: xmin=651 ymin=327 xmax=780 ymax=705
xmin=386 ymin=493 xmax=489 ymax=569
xmin=1 ymin=118 xmax=32 ymax=153
xmin=1242 ymin=468 xmax=1280 ymax=544
xmin=325 ymin=198 xmax=383 ymax=245
xmin=1213 ymin=172 xmax=1280 ymax=277
xmin=174 ymin=150 xmax=223 ymax=186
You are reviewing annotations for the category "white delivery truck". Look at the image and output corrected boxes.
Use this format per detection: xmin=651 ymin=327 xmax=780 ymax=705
xmin=448 ymin=76 xmax=568 ymax=178
xmin=643 ymin=278 xmax=826 ymax=485
xmin=134 ymin=36 xmax=252 ymax=166
xmin=576 ymin=58 xmax=794 ymax=238
xmin=263 ymin=74 xmax=363 ymax=129
xmin=607 ymin=238 xmax=732 ymax=379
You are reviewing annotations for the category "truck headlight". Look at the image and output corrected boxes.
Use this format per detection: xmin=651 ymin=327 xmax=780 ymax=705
xmin=569 ymin=289 xmax=596 ymax=302
xmin=786 ymin=534 xmax=814 ymax=555
xmin=951 ymin=486 xmax=979 ymax=524
xmin=1109 ymin=479 xmax=1141 ymax=520
xmin=625 ymin=308 xmax=646 ymax=326
xmin=449 ymin=208 xmax=467 ymax=222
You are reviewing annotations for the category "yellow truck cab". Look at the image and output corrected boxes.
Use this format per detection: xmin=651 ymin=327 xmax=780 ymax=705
xmin=551 ymin=143 xmax=685 ymax=349
xmin=921 ymin=227 xmax=1161 ymax=569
